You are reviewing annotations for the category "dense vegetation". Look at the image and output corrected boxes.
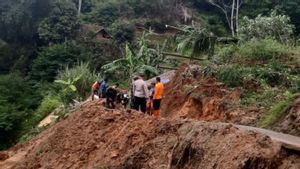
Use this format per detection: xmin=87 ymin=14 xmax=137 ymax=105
xmin=0 ymin=0 xmax=300 ymax=150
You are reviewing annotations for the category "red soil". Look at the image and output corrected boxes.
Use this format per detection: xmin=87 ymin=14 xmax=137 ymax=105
xmin=161 ymin=64 xmax=258 ymax=125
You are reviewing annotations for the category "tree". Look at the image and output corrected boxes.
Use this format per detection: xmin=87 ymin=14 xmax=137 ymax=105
xmin=78 ymin=0 xmax=82 ymax=17
xmin=84 ymin=2 xmax=120 ymax=26
xmin=175 ymin=25 xmax=216 ymax=59
xmin=101 ymin=44 xmax=159 ymax=82
xmin=207 ymin=0 xmax=242 ymax=36
xmin=31 ymin=42 xmax=89 ymax=82
xmin=238 ymin=11 xmax=295 ymax=44
xmin=55 ymin=74 xmax=82 ymax=105
xmin=38 ymin=0 xmax=79 ymax=44
xmin=0 ymin=0 xmax=52 ymax=44
xmin=0 ymin=73 xmax=40 ymax=150
xmin=56 ymin=63 xmax=100 ymax=99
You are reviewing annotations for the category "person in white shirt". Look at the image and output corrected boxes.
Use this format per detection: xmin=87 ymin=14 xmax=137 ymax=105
xmin=132 ymin=76 xmax=149 ymax=113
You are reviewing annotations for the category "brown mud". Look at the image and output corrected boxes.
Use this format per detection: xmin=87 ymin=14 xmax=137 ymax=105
xmin=1 ymin=102 xmax=300 ymax=169
xmin=161 ymin=64 xmax=258 ymax=125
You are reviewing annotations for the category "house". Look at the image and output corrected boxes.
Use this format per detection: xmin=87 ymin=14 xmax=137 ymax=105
xmin=79 ymin=24 xmax=112 ymax=42
xmin=92 ymin=27 xmax=112 ymax=41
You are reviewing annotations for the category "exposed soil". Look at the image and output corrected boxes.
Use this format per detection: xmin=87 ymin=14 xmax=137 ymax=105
xmin=161 ymin=64 xmax=259 ymax=125
xmin=273 ymin=95 xmax=300 ymax=137
xmin=1 ymin=101 xmax=300 ymax=169
xmin=1 ymin=64 xmax=300 ymax=169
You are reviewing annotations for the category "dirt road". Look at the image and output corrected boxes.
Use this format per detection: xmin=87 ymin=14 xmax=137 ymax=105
xmin=237 ymin=125 xmax=300 ymax=151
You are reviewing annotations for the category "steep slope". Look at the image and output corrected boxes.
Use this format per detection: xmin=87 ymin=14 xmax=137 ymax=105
xmin=161 ymin=64 xmax=258 ymax=125
xmin=0 ymin=101 xmax=300 ymax=169
xmin=273 ymin=95 xmax=300 ymax=137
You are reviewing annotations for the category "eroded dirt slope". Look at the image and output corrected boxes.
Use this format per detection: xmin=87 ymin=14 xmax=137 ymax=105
xmin=1 ymin=102 xmax=300 ymax=169
xmin=273 ymin=95 xmax=300 ymax=137
xmin=161 ymin=64 xmax=259 ymax=125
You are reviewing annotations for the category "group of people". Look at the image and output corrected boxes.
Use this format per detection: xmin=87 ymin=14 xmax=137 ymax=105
xmin=132 ymin=76 xmax=164 ymax=118
xmin=91 ymin=76 xmax=164 ymax=118
xmin=91 ymin=79 xmax=128 ymax=109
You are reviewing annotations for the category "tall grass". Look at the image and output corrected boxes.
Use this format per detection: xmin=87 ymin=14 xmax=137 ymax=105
xmin=217 ymin=65 xmax=246 ymax=87
xmin=217 ymin=39 xmax=295 ymax=63
xmin=257 ymin=92 xmax=294 ymax=128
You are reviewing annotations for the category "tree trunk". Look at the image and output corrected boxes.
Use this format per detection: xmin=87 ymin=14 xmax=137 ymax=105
xmin=236 ymin=0 xmax=240 ymax=36
xmin=230 ymin=0 xmax=236 ymax=37
xmin=207 ymin=0 xmax=232 ymax=35
xmin=78 ymin=0 xmax=82 ymax=17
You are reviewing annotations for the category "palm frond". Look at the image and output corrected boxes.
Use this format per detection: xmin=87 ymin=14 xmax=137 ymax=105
xmin=140 ymin=65 xmax=160 ymax=75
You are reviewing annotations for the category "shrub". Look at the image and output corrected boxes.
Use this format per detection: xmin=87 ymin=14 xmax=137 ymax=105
xmin=238 ymin=11 xmax=295 ymax=44
xmin=257 ymin=91 xmax=294 ymax=128
xmin=0 ymin=73 xmax=41 ymax=150
xmin=38 ymin=0 xmax=79 ymax=44
xmin=290 ymin=76 xmax=300 ymax=93
xmin=33 ymin=96 xmax=61 ymax=121
xmin=238 ymin=39 xmax=290 ymax=62
xmin=217 ymin=65 xmax=245 ymax=87
xmin=31 ymin=42 xmax=90 ymax=82
xmin=249 ymin=66 xmax=287 ymax=87
xmin=216 ymin=44 xmax=238 ymax=62
xmin=110 ymin=22 xmax=135 ymax=44
xmin=56 ymin=63 xmax=100 ymax=99
xmin=217 ymin=39 xmax=292 ymax=63
xmin=84 ymin=2 xmax=120 ymax=26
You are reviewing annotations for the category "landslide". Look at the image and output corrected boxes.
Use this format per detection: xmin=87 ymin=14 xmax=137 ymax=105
xmin=161 ymin=64 xmax=258 ymax=125
xmin=273 ymin=95 xmax=300 ymax=137
xmin=1 ymin=102 xmax=300 ymax=169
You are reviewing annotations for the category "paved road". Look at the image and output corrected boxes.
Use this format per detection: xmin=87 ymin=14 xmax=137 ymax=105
xmin=236 ymin=125 xmax=300 ymax=151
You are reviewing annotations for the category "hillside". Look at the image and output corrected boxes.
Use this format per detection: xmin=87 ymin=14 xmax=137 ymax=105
xmin=1 ymin=101 xmax=300 ymax=169
xmin=0 ymin=2 xmax=300 ymax=169
xmin=1 ymin=64 xmax=300 ymax=169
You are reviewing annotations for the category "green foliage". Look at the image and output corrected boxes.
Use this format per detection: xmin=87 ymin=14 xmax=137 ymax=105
xmin=102 ymin=44 xmax=159 ymax=83
xmin=55 ymin=73 xmax=82 ymax=105
xmin=290 ymin=76 xmax=300 ymax=93
xmin=38 ymin=0 xmax=79 ymax=44
xmin=0 ymin=0 xmax=52 ymax=44
xmin=56 ymin=63 xmax=100 ymax=98
xmin=83 ymin=2 xmax=120 ymax=26
xmin=249 ymin=64 xmax=289 ymax=87
xmin=0 ymin=73 xmax=40 ymax=150
xmin=110 ymin=22 xmax=135 ymax=44
xmin=239 ymin=11 xmax=295 ymax=44
xmin=217 ymin=65 xmax=245 ymax=87
xmin=31 ymin=42 xmax=89 ymax=82
xmin=217 ymin=39 xmax=292 ymax=63
xmin=257 ymin=92 xmax=294 ymax=128
xmin=175 ymin=25 xmax=215 ymax=58
xmin=33 ymin=95 xmax=61 ymax=122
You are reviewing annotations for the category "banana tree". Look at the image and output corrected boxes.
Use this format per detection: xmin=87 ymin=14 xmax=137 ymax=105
xmin=101 ymin=44 xmax=159 ymax=83
xmin=54 ymin=74 xmax=82 ymax=105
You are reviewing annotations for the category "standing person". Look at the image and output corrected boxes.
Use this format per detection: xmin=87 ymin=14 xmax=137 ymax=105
xmin=99 ymin=78 xmax=108 ymax=98
xmin=133 ymin=76 xmax=149 ymax=113
xmin=147 ymin=82 xmax=155 ymax=115
xmin=91 ymin=81 xmax=100 ymax=101
xmin=153 ymin=77 xmax=164 ymax=118
xmin=106 ymin=84 xmax=119 ymax=109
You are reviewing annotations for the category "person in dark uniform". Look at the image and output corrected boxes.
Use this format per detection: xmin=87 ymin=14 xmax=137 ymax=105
xmin=106 ymin=84 xmax=119 ymax=109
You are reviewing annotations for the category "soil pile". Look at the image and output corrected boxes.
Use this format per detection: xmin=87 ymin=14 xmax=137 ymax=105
xmin=161 ymin=64 xmax=258 ymax=125
xmin=274 ymin=95 xmax=300 ymax=137
xmin=1 ymin=102 xmax=300 ymax=169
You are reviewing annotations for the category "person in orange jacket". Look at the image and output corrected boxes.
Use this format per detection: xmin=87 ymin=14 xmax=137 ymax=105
xmin=152 ymin=77 xmax=164 ymax=118
xmin=91 ymin=81 xmax=100 ymax=101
